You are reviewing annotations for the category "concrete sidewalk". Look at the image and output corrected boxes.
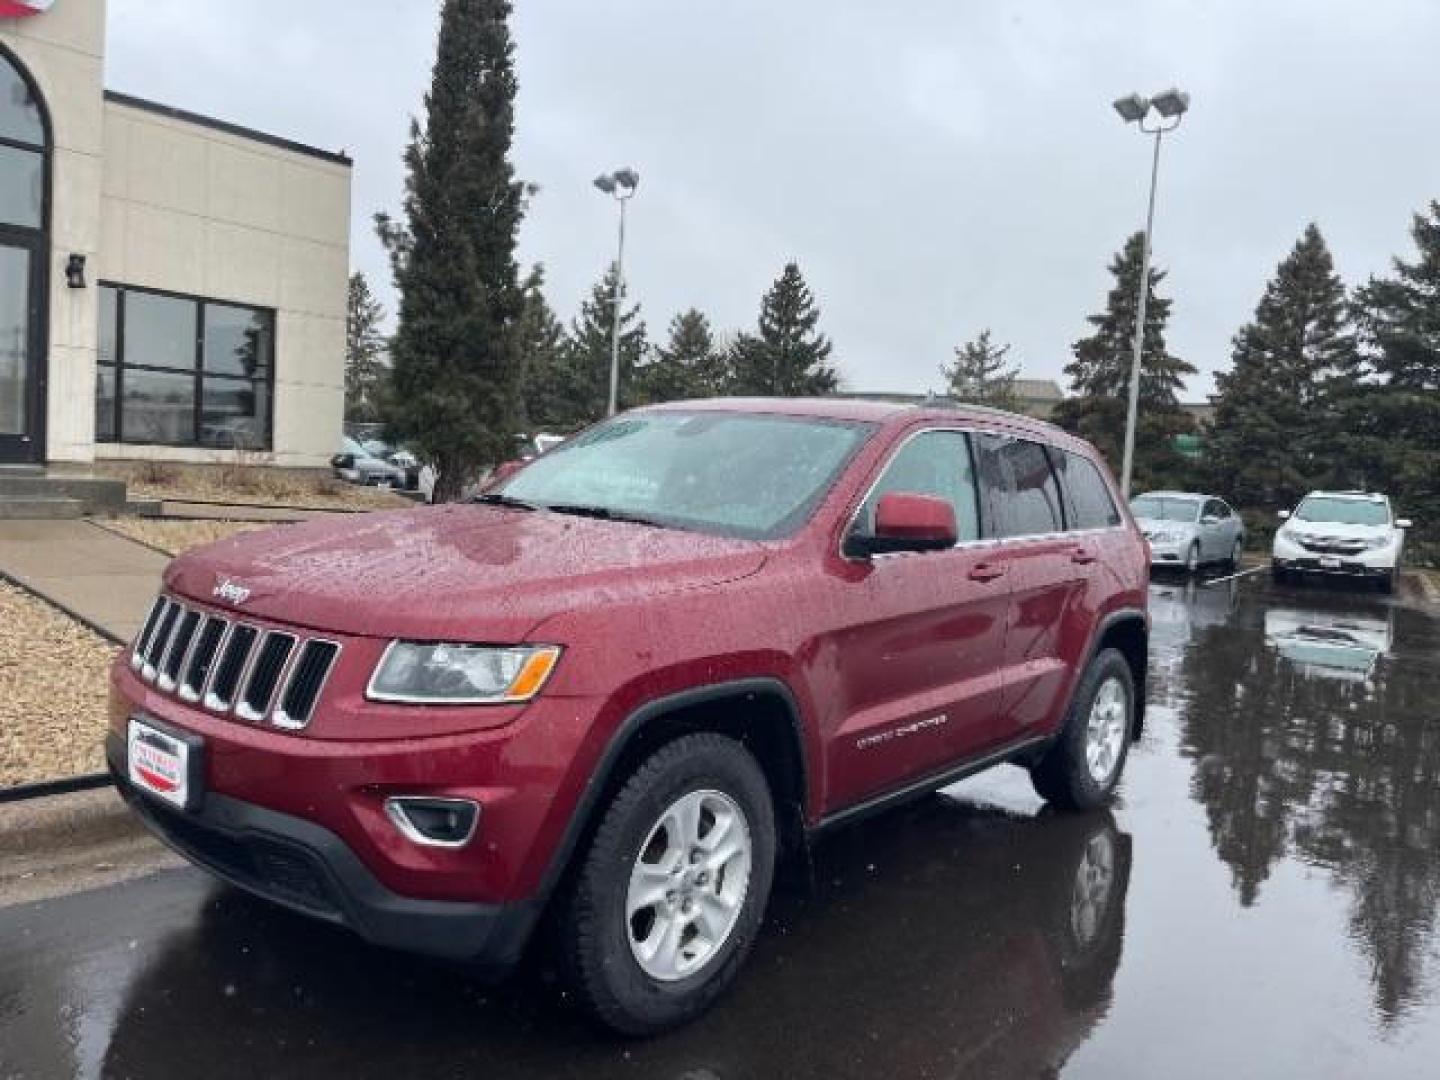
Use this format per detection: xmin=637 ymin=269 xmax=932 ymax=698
xmin=0 ymin=519 xmax=167 ymax=642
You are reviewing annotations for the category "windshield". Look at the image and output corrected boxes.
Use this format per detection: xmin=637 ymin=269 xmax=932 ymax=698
xmin=1130 ymin=495 xmax=1200 ymax=523
xmin=1295 ymin=496 xmax=1389 ymax=526
xmin=497 ymin=411 xmax=874 ymax=540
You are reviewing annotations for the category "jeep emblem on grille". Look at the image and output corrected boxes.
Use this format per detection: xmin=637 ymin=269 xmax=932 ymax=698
xmin=213 ymin=578 xmax=252 ymax=606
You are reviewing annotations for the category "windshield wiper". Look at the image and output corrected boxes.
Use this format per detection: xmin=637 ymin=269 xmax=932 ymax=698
xmin=542 ymin=503 xmax=666 ymax=528
xmin=473 ymin=493 xmax=540 ymax=511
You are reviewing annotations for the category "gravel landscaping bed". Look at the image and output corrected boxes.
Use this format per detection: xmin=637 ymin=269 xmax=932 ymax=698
xmin=90 ymin=461 xmax=411 ymax=512
xmin=0 ymin=582 xmax=118 ymax=788
xmin=99 ymin=518 xmax=276 ymax=556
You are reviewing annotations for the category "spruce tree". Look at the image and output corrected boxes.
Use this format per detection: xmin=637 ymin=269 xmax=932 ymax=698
xmin=636 ymin=308 xmax=725 ymax=403
xmin=534 ymin=263 xmax=646 ymax=429
xmin=1352 ymin=200 xmax=1440 ymax=534
xmin=941 ymin=329 xmax=1021 ymax=412
xmin=728 ymin=262 xmax=840 ymax=396
xmin=1207 ymin=224 xmax=1358 ymax=507
xmin=344 ymin=271 xmax=388 ymax=422
xmin=375 ymin=0 xmax=527 ymax=501
xmin=513 ymin=264 xmax=567 ymax=432
xmin=1052 ymin=232 xmax=1197 ymax=489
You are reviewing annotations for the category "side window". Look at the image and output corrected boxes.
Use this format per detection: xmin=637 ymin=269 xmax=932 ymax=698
xmin=855 ymin=430 xmax=980 ymax=543
xmin=1203 ymin=499 xmax=1224 ymax=521
xmin=1055 ymin=449 xmax=1121 ymax=530
xmin=974 ymin=434 xmax=1065 ymax=538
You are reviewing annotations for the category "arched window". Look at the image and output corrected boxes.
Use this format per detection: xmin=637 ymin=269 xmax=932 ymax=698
xmin=0 ymin=44 xmax=47 ymax=463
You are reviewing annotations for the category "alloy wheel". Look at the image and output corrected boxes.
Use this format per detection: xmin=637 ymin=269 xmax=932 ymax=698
xmin=625 ymin=789 xmax=753 ymax=982
xmin=1084 ymin=676 xmax=1129 ymax=785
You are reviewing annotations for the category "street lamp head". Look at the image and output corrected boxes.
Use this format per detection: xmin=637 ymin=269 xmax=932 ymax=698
xmin=614 ymin=167 xmax=639 ymax=193
xmin=1112 ymin=93 xmax=1150 ymax=123
xmin=1151 ymin=87 xmax=1190 ymax=119
xmin=593 ymin=173 xmax=617 ymax=194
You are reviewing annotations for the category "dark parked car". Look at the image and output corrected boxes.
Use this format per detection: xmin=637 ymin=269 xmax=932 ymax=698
xmin=110 ymin=398 xmax=1148 ymax=1034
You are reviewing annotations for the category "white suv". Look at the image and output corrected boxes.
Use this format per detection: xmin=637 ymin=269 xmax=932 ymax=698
xmin=1271 ymin=491 xmax=1412 ymax=593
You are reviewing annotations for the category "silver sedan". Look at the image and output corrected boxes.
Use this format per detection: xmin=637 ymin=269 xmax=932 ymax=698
xmin=1130 ymin=491 xmax=1245 ymax=573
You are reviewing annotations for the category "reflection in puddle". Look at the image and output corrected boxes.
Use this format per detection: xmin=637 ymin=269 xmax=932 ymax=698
xmin=1264 ymin=607 xmax=1393 ymax=683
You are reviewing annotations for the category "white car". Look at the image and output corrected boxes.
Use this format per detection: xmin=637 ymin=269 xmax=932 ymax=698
xmin=1271 ymin=490 xmax=1411 ymax=593
xmin=1130 ymin=491 xmax=1245 ymax=573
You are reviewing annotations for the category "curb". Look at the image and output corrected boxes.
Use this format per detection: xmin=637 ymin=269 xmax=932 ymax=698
xmin=0 ymin=783 xmax=139 ymax=859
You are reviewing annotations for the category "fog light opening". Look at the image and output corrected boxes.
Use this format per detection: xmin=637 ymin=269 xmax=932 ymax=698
xmin=384 ymin=797 xmax=480 ymax=849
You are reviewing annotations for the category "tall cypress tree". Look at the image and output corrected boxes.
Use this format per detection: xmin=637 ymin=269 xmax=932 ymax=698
xmin=1207 ymin=224 xmax=1357 ymax=507
xmin=728 ymin=262 xmax=840 ymax=396
xmin=636 ymin=308 xmax=724 ymax=404
xmin=941 ymin=329 xmax=1021 ymax=412
xmin=1351 ymin=200 xmax=1440 ymax=533
xmin=375 ymin=0 xmax=526 ymax=501
xmin=1052 ymin=232 xmax=1197 ymax=488
xmin=344 ymin=271 xmax=388 ymax=422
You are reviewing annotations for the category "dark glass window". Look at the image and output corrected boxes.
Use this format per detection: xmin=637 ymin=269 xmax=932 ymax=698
xmin=1054 ymin=449 xmax=1121 ymax=530
xmin=0 ymin=58 xmax=44 ymax=145
xmin=974 ymin=434 xmax=1065 ymax=538
xmin=856 ymin=430 xmax=980 ymax=543
xmin=0 ymin=143 xmax=41 ymax=228
xmin=93 ymin=284 xmax=274 ymax=449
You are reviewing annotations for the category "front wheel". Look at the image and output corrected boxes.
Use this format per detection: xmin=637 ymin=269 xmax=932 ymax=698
xmin=1378 ymin=569 xmax=1396 ymax=595
xmin=1228 ymin=538 xmax=1244 ymax=570
xmin=1030 ymin=648 xmax=1135 ymax=811
xmin=559 ymin=733 xmax=776 ymax=1035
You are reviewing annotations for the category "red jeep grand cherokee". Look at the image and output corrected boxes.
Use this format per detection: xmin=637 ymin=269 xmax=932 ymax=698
xmin=108 ymin=398 xmax=1148 ymax=1033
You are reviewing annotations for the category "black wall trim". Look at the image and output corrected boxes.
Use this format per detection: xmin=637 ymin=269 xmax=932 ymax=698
xmin=104 ymin=90 xmax=352 ymax=167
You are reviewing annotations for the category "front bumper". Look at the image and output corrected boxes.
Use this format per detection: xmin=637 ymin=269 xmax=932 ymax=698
xmin=1146 ymin=538 xmax=1190 ymax=565
xmin=1272 ymin=535 xmax=1397 ymax=577
xmin=107 ymin=731 xmax=538 ymax=969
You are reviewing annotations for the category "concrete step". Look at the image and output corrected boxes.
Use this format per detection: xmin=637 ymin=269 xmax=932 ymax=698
xmin=0 ymin=497 xmax=84 ymax=519
xmin=0 ymin=475 xmax=128 ymax=512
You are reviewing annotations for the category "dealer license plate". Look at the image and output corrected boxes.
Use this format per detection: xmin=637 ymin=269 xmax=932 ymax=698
xmin=128 ymin=717 xmax=195 ymax=809
xmin=1319 ymin=556 xmax=1342 ymax=569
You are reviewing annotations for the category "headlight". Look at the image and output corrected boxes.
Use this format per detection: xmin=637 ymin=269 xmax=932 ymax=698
xmin=368 ymin=643 xmax=561 ymax=704
xmin=1362 ymin=535 xmax=1393 ymax=550
xmin=1150 ymin=529 xmax=1179 ymax=543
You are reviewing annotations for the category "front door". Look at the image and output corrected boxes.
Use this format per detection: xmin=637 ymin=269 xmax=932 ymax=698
xmin=821 ymin=429 xmax=1013 ymax=811
xmin=0 ymin=236 xmax=42 ymax=463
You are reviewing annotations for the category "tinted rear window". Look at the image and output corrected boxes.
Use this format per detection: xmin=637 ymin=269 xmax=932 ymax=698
xmin=974 ymin=434 xmax=1064 ymax=538
xmin=1054 ymin=450 xmax=1121 ymax=530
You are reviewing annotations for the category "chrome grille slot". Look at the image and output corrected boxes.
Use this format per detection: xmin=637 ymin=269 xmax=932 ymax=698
xmin=157 ymin=608 xmax=201 ymax=691
xmin=132 ymin=596 xmax=167 ymax=670
xmin=274 ymin=641 xmax=340 ymax=730
xmin=180 ymin=616 xmax=228 ymax=702
xmin=206 ymin=624 xmax=258 ymax=712
xmin=236 ymin=632 xmax=296 ymax=721
xmin=142 ymin=601 xmax=181 ymax=681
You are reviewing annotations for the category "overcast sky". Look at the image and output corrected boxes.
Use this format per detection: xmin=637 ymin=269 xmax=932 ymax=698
xmin=105 ymin=0 xmax=1440 ymax=398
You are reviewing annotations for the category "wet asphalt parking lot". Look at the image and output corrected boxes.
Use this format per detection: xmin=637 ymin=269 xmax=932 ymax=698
xmin=3 ymin=572 xmax=1440 ymax=1079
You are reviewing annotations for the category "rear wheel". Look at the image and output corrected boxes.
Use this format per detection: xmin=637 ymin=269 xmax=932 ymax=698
xmin=1030 ymin=648 xmax=1135 ymax=811
xmin=559 ymin=733 xmax=776 ymax=1035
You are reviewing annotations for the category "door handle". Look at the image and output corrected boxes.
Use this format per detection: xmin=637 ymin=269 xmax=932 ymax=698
xmin=1071 ymin=547 xmax=1098 ymax=565
xmin=968 ymin=562 xmax=1007 ymax=582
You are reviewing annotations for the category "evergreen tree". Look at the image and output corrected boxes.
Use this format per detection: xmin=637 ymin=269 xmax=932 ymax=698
xmin=1052 ymin=232 xmax=1197 ymax=489
xmin=529 ymin=263 xmax=646 ymax=430
xmin=1207 ymin=224 xmax=1358 ymax=507
xmin=1351 ymin=200 xmax=1440 ymax=535
xmin=513 ymin=264 xmax=567 ymax=432
xmin=728 ymin=262 xmax=840 ymax=396
xmin=636 ymin=308 xmax=725 ymax=403
xmin=940 ymin=329 xmax=1021 ymax=412
xmin=375 ymin=0 xmax=527 ymax=501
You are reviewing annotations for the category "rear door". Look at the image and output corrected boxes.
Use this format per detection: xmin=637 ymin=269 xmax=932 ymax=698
xmin=973 ymin=435 xmax=1092 ymax=742
xmin=823 ymin=429 xmax=1012 ymax=810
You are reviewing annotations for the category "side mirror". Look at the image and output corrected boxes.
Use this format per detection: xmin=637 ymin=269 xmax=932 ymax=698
xmin=483 ymin=459 xmax=525 ymax=492
xmin=1396 ymin=518 xmax=1413 ymax=530
xmin=1277 ymin=509 xmax=1291 ymax=521
xmin=855 ymin=492 xmax=958 ymax=556
xmin=331 ymin=453 xmax=354 ymax=469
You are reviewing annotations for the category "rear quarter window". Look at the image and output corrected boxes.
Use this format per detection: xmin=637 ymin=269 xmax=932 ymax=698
xmin=1053 ymin=449 xmax=1122 ymax=530
xmin=973 ymin=434 xmax=1065 ymax=537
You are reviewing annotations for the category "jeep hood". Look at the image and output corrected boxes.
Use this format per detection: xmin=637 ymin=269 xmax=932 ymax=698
xmin=165 ymin=505 xmax=768 ymax=640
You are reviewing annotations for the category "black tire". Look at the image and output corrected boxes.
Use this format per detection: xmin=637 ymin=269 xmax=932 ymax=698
xmin=1227 ymin=538 xmax=1243 ymax=571
xmin=1030 ymin=648 xmax=1135 ymax=811
xmin=559 ymin=733 xmax=777 ymax=1035
xmin=1271 ymin=563 xmax=1290 ymax=585
xmin=1378 ymin=569 xmax=1396 ymax=595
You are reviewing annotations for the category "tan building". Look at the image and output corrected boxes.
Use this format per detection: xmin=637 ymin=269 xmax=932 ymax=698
xmin=0 ymin=1 xmax=350 ymax=469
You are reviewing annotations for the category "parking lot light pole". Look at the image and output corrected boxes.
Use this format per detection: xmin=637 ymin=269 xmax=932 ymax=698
xmin=593 ymin=168 xmax=639 ymax=417
xmin=1112 ymin=88 xmax=1188 ymax=499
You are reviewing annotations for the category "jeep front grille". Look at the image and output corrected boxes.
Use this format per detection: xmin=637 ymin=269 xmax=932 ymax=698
xmin=129 ymin=595 xmax=340 ymax=731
